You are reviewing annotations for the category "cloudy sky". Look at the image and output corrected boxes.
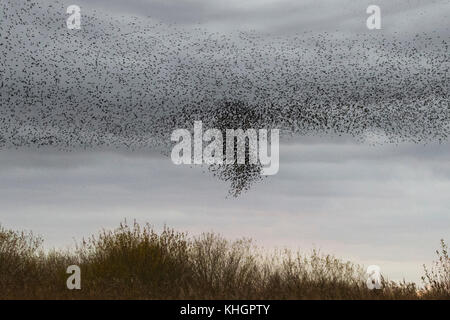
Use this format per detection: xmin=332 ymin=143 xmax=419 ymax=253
xmin=1 ymin=0 xmax=449 ymax=284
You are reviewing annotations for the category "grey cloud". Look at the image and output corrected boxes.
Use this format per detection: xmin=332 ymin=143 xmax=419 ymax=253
xmin=1 ymin=139 xmax=449 ymax=284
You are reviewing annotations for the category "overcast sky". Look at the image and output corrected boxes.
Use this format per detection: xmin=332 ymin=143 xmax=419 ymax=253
xmin=1 ymin=0 xmax=449 ymax=284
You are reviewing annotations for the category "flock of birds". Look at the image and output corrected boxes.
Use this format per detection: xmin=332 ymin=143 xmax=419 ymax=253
xmin=0 ymin=0 xmax=449 ymax=195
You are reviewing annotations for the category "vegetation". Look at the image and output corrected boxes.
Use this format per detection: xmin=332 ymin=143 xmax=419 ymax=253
xmin=0 ymin=221 xmax=448 ymax=299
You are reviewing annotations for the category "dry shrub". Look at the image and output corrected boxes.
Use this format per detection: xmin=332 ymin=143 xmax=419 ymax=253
xmin=0 ymin=222 xmax=448 ymax=299
xmin=421 ymin=239 xmax=450 ymax=299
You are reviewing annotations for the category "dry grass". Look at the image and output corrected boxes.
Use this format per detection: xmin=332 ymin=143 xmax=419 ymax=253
xmin=0 ymin=221 xmax=448 ymax=300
